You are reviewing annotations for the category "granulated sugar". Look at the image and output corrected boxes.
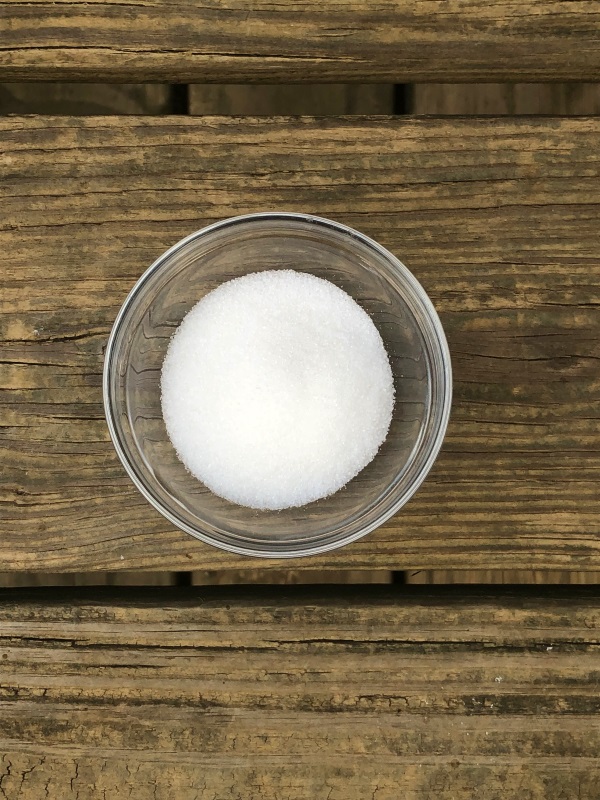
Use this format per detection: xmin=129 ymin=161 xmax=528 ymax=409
xmin=161 ymin=270 xmax=394 ymax=510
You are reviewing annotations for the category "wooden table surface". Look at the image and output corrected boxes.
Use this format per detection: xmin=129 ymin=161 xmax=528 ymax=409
xmin=2 ymin=114 xmax=599 ymax=572
xmin=1 ymin=1 xmax=599 ymax=579
xmin=1 ymin=586 xmax=599 ymax=799
xmin=2 ymin=6 xmax=600 ymax=796
xmin=3 ymin=0 xmax=600 ymax=82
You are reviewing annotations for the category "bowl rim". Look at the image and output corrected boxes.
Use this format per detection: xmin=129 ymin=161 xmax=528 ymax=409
xmin=103 ymin=212 xmax=452 ymax=558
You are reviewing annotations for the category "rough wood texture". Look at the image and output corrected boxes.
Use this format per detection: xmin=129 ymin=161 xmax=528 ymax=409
xmin=0 ymin=85 xmax=392 ymax=587
xmin=1 ymin=115 xmax=599 ymax=573
xmin=0 ymin=83 xmax=179 ymax=588
xmin=0 ymin=587 xmax=599 ymax=799
xmin=2 ymin=2 xmax=600 ymax=83
xmin=409 ymin=82 xmax=600 ymax=586
xmin=0 ymin=83 xmax=393 ymax=587
xmin=190 ymin=84 xmax=394 ymax=115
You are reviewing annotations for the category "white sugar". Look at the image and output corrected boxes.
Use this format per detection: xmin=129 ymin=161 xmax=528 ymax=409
xmin=161 ymin=270 xmax=394 ymax=510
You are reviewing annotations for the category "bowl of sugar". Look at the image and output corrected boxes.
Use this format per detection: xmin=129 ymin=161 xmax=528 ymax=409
xmin=103 ymin=213 xmax=451 ymax=558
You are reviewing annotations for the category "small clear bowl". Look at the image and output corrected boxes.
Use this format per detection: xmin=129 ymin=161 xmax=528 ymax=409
xmin=103 ymin=213 xmax=451 ymax=558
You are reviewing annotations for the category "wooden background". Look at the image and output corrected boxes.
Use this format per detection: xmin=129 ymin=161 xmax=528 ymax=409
xmin=1 ymin=586 xmax=600 ymax=799
xmin=1 ymin=4 xmax=600 ymax=795
xmin=1 ymin=80 xmax=599 ymax=587
xmin=3 ymin=1 xmax=600 ymax=82
xmin=0 ymin=0 xmax=600 ymax=800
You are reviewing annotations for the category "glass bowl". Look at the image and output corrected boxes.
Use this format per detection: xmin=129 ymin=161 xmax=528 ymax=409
xmin=103 ymin=213 xmax=452 ymax=558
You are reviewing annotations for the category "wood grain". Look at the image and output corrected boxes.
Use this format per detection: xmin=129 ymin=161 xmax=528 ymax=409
xmin=2 ymin=1 xmax=600 ymax=83
xmin=0 ymin=587 xmax=599 ymax=799
xmin=408 ymin=82 xmax=600 ymax=586
xmin=1 ymin=115 xmax=599 ymax=573
xmin=1 ymin=82 xmax=393 ymax=586
xmin=0 ymin=83 xmax=179 ymax=588
xmin=0 ymin=84 xmax=394 ymax=587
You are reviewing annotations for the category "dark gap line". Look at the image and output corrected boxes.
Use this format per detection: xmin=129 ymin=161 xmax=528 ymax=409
xmin=393 ymin=84 xmax=408 ymax=115
xmin=169 ymin=84 xmax=190 ymax=114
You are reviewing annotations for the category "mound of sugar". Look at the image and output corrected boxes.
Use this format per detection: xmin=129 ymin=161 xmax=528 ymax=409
xmin=161 ymin=270 xmax=394 ymax=510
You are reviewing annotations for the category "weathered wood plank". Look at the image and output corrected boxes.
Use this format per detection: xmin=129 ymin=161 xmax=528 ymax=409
xmin=0 ymin=587 xmax=599 ymax=799
xmin=0 ymin=82 xmax=180 ymax=588
xmin=2 ymin=2 xmax=600 ymax=83
xmin=1 ymin=80 xmax=393 ymax=589
xmin=1 ymin=115 xmax=599 ymax=572
xmin=0 ymin=85 xmax=393 ymax=588
xmin=0 ymin=84 xmax=394 ymax=587
xmin=409 ymin=82 xmax=600 ymax=586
